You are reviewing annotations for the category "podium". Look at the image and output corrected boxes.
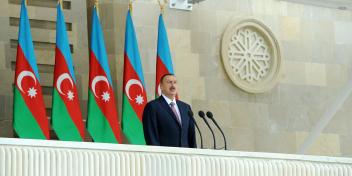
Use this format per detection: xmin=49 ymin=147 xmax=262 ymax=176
xmin=0 ymin=138 xmax=351 ymax=176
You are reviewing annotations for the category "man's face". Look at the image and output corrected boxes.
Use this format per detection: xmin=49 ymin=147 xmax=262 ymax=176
xmin=160 ymin=75 xmax=177 ymax=99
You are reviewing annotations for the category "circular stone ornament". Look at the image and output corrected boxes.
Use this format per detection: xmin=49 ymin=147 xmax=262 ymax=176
xmin=221 ymin=18 xmax=281 ymax=93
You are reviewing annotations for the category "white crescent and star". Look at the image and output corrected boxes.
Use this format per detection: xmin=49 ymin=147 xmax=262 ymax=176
xmin=125 ymin=79 xmax=144 ymax=100
xmin=91 ymin=76 xmax=110 ymax=97
xmin=17 ymin=71 xmax=37 ymax=93
xmin=91 ymin=76 xmax=111 ymax=102
xmin=56 ymin=73 xmax=74 ymax=95
xmin=125 ymin=79 xmax=145 ymax=105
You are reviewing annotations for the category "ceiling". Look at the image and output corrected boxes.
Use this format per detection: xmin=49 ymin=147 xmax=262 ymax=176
xmin=279 ymin=0 xmax=352 ymax=10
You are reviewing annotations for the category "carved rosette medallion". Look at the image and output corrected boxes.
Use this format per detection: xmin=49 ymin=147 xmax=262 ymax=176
xmin=221 ymin=19 xmax=281 ymax=93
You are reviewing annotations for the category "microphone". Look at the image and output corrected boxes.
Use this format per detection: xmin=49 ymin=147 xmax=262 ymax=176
xmin=188 ymin=110 xmax=203 ymax=149
xmin=198 ymin=111 xmax=216 ymax=149
xmin=206 ymin=111 xmax=227 ymax=150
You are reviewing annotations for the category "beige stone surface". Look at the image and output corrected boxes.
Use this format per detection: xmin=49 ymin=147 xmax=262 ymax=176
xmin=324 ymin=104 xmax=352 ymax=135
xmin=132 ymin=2 xmax=160 ymax=27
xmin=280 ymin=61 xmax=328 ymax=87
xmin=334 ymin=21 xmax=352 ymax=44
xmin=174 ymin=52 xmax=199 ymax=77
xmin=255 ymin=130 xmax=297 ymax=154
xmin=1 ymin=0 xmax=352 ymax=157
xmin=135 ymin=26 xmax=157 ymax=51
xmin=325 ymin=64 xmax=348 ymax=89
xmin=190 ymin=9 xmax=217 ymax=33
xmin=9 ymin=5 xmax=58 ymax=21
xmin=0 ymin=1 xmax=9 ymax=18
xmin=0 ymin=120 xmax=14 ymax=137
xmin=0 ymin=42 xmax=5 ymax=69
xmin=207 ymin=100 xmax=231 ymax=126
xmin=340 ymin=135 xmax=352 ymax=156
xmin=178 ymin=77 xmax=205 ymax=103
xmin=215 ymin=11 xmax=239 ymax=35
xmin=227 ymin=101 xmax=268 ymax=129
xmin=280 ymin=16 xmax=300 ymax=41
xmin=81 ymin=74 xmax=89 ymax=100
xmin=9 ymin=27 xmax=74 ymax=44
xmin=224 ymin=127 xmax=255 ymax=151
xmin=305 ymin=63 xmax=327 ymax=87
xmin=168 ymin=29 xmax=192 ymax=53
xmin=0 ymin=73 xmax=11 ymax=92
xmin=34 ymin=50 xmax=55 ymax=65
xmin=296 ymin=132 xmax=341 ymax=156
xmin=280 ymin=60 xmax=306 ymax=85
xmin=282 ymin=2 xmax=305 ymax=17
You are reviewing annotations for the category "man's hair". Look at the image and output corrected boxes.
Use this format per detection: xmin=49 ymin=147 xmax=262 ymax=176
xmin=160 ymin=73 xmax=175 ymax=83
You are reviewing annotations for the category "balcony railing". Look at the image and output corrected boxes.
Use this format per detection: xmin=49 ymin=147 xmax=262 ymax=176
xmin=0 ymin=138 xmax=351 ymax=176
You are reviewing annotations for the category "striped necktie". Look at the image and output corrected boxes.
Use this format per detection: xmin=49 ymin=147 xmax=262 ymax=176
xmin=170 ymin=102 xmax=181 ymax=125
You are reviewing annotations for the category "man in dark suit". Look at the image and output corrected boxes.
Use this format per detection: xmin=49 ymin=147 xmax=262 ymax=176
xmin=142 ymin=74 xmax=196 ymax=148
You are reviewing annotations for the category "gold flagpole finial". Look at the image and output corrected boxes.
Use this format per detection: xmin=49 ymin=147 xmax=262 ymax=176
xmin=129 ymin=0 xmax=133 ymax=13
xmin=157 ymin=0 xmax=168 ymax=14
xmin=58 ymin=0 xmax=63 ymax=9
xmin=94 ymin=0 xmax=99 ymax=6
xmin=94 ymin=0 xmax=100 ymax=15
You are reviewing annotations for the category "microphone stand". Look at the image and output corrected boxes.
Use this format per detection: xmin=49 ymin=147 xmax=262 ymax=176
xmin=206 ymin=111 xmax=227 ymax=150
xmin=188 ymin=111 xmax=203 ymax=149
xmin=198 ymin=111 xmax=216 ymax=149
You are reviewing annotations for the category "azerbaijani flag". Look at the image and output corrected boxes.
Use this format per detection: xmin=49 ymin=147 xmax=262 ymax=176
xmin=121 ymin=10 xmax=147 ymax=144
xmin=51 ymin=3 xmax=85 ymax=141
xmin=13 ymin=0 xmax=50 ymax=139
xmin=155 ymin=14 xmax=175 ymax=97
xmin=87 ymin=6 xmax=122 ymax=143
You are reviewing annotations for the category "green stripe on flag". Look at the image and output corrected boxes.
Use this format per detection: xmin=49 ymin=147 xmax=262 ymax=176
xmin=51 ymin=89 xmax=82 ymax=141
xmin=122 ymin=94 xmax=146 ymax=145
xmin=13 ymin=87 xmax=46 ymax=139
xmin=87 ymin=90 xmax=118 ymax=143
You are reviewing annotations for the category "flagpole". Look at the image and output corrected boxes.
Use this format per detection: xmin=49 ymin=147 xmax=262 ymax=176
xmin=94 ymin=0 xmax=100 ymax=16
xmin=58 ymin=0 xmax=63 ymax=9
xmin=157 ymin=0 xmax=168 ymax=14
xmin=24 ymin=0 xmax=27 ymax=6
xmin=129 ymin=0 xmax=133 ymax=13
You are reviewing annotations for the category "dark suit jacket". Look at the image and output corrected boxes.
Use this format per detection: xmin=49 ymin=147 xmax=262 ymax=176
xmin=142 ymin=96 xmax=196 ymax=148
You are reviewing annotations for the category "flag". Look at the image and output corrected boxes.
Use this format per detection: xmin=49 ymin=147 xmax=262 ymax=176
xmin=13 ymin=0 xmax=50 ymax=139
xmin=51 ymin=3 xmax=85 ymax=141
xmin=122 ymin=10 xmax=147 ymax=144
xmin=87 ymin=6 xmax=122 ymax=143
xmin=155 ymin=14 xmax=175 ymax=97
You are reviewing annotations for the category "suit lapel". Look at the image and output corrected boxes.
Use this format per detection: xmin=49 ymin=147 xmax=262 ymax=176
xmin=158 ymin=96 xmax=181 ymax=127
xmin=177 ymin=100 xmax=187 ymax=128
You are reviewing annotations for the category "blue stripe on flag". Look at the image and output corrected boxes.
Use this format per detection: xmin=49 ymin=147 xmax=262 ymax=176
xmin=90 ymin=6 xmax=113 ymax=85
xmin=56 ymin=4 xmax=76 ymax=82
xmin=157 ymin=14 xmax=174 ymax=74
xmin=124 ymin=10 xmax=146 ymax=86
xmin=18 ymin=0 xmax=40 ymax=80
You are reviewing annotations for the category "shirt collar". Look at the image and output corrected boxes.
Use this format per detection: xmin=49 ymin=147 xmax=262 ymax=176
xmin=161 ymin=94 xmax=176 ymax=105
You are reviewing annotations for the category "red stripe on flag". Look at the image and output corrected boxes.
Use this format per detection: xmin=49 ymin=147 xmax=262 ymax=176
xmin=155 ymin=55 xmax=178 ymax=99
xmin=53 ymin=47 xmax=85 ymax=139
xmin=155 ymin=55 xmax=171 ymax=96
xmin=14 ymin=46 xmax=50 ymax=139
xmin=89 ymin=50 xmax=122 ymax=143
xmin=123 ymin=53 xmax=147 ymax=120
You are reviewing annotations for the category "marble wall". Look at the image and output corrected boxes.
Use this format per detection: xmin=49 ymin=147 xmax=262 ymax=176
xmin=94 ymin=0 xmax=352 ymax=156
xmin=1 ymin=0 xmax=352 ymax=157
xmin=0 ymin=0 xmax=89 ymax=139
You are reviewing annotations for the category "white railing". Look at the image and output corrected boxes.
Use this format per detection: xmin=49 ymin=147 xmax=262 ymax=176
xmin=0 ymin=138 xmax=351 ymax=176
